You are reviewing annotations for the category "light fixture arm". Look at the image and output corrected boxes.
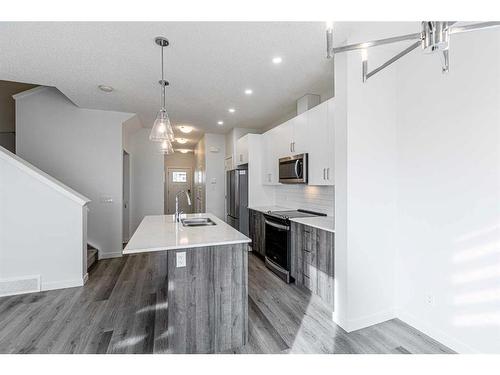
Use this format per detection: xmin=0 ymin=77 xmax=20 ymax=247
xmin=333 ymin=32 xmax=421 ymax=55
xmin=362 ymin=40 xmax=421 ymax=82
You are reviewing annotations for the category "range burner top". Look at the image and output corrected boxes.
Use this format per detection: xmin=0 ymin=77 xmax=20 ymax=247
xmin=265 ymin=209 xmax=326 ymax=221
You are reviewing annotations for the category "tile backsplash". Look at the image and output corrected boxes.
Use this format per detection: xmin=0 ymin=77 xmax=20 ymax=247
xmin=274 ymin=185 xmax=334 ymax=216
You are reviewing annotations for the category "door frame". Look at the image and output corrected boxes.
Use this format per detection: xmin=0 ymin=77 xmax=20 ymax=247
xmin=122 ymin=150 xmax=130 ymax=243
xmin=165 ymin=167 xmax=193 ymax=214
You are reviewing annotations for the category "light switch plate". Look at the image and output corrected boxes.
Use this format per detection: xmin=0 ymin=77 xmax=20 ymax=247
xmin=99 ymin=196 xmax=114 ymax=204
xmin=176 ymin=252 xmax=186 ymax=268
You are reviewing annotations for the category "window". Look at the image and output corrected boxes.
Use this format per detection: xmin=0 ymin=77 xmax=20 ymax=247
xmin=172 ymin=171 xmax=187 ymax=183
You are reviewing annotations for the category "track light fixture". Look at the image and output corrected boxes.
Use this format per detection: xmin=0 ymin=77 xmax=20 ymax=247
xmin=326 ymin=21 xmax=500 ymax=82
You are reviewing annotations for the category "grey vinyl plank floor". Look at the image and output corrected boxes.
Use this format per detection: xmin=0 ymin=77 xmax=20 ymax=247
xmin=0 ymin=252 xmax=454 ymax=354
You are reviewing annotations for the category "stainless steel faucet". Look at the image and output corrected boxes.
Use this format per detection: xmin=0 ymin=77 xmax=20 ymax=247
xmin=175 ymin=190 xmax=192 ymax=222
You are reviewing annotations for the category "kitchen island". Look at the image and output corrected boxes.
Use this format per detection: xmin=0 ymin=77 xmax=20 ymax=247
xmin=124 ymin=213 xmax=251 ymax=354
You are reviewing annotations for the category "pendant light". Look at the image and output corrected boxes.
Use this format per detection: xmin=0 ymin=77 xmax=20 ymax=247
xmin=149 ymin=37 xmax=175 ymax=153
xmin=160 ymin=139 xmax=174 ymax=154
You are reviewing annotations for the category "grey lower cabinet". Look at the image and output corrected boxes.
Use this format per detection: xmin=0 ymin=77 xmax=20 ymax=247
xmin=290 ymin=222 xmax=334 ymax=309
xmin=248 ymin=209 xmax=265 ymax=258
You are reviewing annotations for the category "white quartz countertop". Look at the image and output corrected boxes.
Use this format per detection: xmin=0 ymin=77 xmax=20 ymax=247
xmin=289 ymin=216 xmax=335 ymax=233
xmin=123 ymin=213 xmax=251 ymax=254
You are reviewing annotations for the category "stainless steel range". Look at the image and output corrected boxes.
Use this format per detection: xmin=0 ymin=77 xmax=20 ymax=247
xmin=263 ymin=209 xmax=326 ymax=283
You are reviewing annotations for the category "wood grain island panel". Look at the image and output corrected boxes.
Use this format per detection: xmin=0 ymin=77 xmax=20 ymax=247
xmin=166 ymin=243 xmax=248 ymax=353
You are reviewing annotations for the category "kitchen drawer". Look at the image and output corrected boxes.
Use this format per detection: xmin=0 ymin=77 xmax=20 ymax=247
xmin=291 ymin=221 xmax=334 ymax=310
xmin=302 ymin=247 xmax=317 ymax=266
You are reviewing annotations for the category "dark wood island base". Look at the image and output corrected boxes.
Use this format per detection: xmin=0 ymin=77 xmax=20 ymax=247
xmin=166 ymin=243 xmax=248 ymax=353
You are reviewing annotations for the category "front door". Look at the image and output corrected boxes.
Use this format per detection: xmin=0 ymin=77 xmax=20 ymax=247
xmin=165 ymin=167 xmax=193 ymax=215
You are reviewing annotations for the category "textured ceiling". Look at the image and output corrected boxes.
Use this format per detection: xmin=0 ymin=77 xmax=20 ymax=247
xmin=0 ymin=21 xmax=420 ymax=148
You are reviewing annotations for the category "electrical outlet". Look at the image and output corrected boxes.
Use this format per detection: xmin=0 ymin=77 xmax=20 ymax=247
xmin=426 ymin=294 xmax=435 ymax=306
xmin=176 ymin=252 xmax=186 ymax=268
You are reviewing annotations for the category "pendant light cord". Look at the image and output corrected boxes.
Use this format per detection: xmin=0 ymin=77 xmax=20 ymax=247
xmin=160 ymin=45 xmax=166 ymax=110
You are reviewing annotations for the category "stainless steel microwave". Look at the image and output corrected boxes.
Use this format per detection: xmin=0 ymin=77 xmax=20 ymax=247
xmin=279 ymin=153 xmax=308 ymax=184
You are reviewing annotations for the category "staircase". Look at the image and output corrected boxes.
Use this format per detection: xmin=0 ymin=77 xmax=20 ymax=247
xmin=87 ymin=245 xmax=98 ymax=271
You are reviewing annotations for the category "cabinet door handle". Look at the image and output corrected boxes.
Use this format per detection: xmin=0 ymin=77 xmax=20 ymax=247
xmin=327 ymin=167 xmax=330 ymax=180
xmin=323 ymin=168 xmax=326 ymax=180
xmin=292 ymin=142 xmax=295 ymax=152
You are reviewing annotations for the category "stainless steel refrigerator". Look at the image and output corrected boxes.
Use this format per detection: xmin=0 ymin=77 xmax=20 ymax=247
xmin=226 ymin=167 xmax=248 ymax=236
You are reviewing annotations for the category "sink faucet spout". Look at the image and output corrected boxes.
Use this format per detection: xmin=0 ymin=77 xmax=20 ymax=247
xmin=175 ymin=190 xmax=192 ymax=222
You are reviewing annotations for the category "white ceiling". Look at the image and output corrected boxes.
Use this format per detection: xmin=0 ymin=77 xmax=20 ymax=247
xmin=0 ymin=22 xmax=420 ymax=148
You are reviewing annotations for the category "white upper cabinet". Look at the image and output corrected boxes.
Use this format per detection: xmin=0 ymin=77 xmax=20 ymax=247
xmin=235 ymin=135 xmax=249 ymax=166
xmin=260 ymin=97 xmax=335 ymax=186
xmin=262 ymin=127 xmax=281 ymax=185
xmin=306 ymin=100 xmax=334 ymax=185
xmin=274 ymin=119 xmax=294 ymax=159
xmin=290 ymin=111 xmax=309 ymax=154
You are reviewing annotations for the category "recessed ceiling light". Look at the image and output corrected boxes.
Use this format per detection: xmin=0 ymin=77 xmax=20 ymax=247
xmin=98 ymin=85 xmax=114 ymax=93
xmin=272 ymin=57 xmax=282 ymax=64
xmin=176 ymin=138 xmax=188 ymax=144
xmin=179 ymin=126 xmax=193 ymax=134
xmin=244 ymin=89 xmax=253 ymax=95
xmin=228 ymin=108 xmax=236 ymax=113
xmin=176 ymin=149 xmax=191 ymax=154
xmin=217 ymin=121 xmax=224 ymax=125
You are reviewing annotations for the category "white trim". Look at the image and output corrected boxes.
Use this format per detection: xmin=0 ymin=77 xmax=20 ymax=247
xmin=11 ymin=86 xmax=51 ymax=100
xmin=346 ymin=309 xmax=397 ymax=332
xmin=99 ymin=251 xmax=123 ymax=259
xmin=397 ymin=309 xmax=476 ymax=354
xmin=83 ymin=273 xmax=89 ymax=285
xmin=0 ymin=146 xmax=90 ymax=206
xmin=42 ymin=278 xmax=84 ymax=291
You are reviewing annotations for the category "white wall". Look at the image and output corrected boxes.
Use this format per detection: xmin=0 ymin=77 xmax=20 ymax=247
xmin=395 ymin=29 xmax=500 ymax=353
xmin=204 ymin=133 xmax=226 ymax=220
xmin=123 ymin=124 xmax=165 ymax=235
xmin=332 ymin=42 xmax=399 ymax=332
xmin=165 ymin=152 xmax=195 ymax=170
xmin=0 ymin=146 xmax=89 ymax=292
xmin=333 ymin=52 xmax=349 ymax=327
xmin=15 ymin=87 xmax=133 ymax=259
xmin=334 ymin=25 xmax=500 ymax=353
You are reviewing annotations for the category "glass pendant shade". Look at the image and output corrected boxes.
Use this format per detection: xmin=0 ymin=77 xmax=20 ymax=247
xmin=159 ymin=139 xmax=174 ymax=155
xmin=150 ymin=109 xmax=174 ymax=142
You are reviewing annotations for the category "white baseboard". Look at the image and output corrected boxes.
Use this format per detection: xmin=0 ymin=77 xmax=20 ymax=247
xmin=83 ymin=273 xmax=89 ymax=284
xmin=42 ymin=278 xmax=84 ymax=291
xmin=346 ymin=309 xmax=396 ymax=332
xmin=99 ymin=251 xmax=123 ymax=259
xmin=397 ymin=309 xmax=477 ymax=354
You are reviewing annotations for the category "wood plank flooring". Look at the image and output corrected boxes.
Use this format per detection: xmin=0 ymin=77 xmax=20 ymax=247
xmin=0 ymin=252 xmax=454 ymax=354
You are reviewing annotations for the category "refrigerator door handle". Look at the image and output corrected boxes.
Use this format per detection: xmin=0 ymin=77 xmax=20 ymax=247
xmin=234 ymin=171 xmax=240 ymax=218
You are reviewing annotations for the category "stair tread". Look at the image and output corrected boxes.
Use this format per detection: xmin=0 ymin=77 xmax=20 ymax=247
xmin=87 ymin=248 xmax=98 ymax=270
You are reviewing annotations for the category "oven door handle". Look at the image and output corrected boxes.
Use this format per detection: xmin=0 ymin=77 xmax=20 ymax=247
xmin=265 ymin=219 xmax=290 ymax=231
xmin=294 ymin=160 xmax=300 ymax=178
